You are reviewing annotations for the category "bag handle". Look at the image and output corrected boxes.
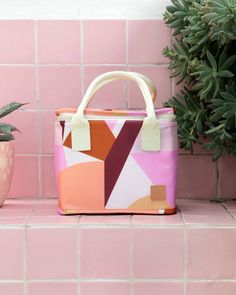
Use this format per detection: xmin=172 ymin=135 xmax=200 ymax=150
xmin=89 ymin=72 xmax=157 ymax=103
xmin=70 ymin=71 xmax=160 ymax=152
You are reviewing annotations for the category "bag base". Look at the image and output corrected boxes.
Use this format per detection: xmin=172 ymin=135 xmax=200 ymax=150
xmin=57 ymin=206 xmax=177 ymax=215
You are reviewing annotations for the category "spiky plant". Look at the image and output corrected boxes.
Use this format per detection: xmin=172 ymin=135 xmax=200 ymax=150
xmin=0 ymin=102 xmax=25 ymax=141
xmin=163 ymin=0 xmax=236 ymax=160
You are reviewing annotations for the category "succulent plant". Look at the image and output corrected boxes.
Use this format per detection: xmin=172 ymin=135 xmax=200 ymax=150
xmin=0 ymin=102 xmax=25 ymax=141
xmin=163 ymin=0 xmax=236 ymax=160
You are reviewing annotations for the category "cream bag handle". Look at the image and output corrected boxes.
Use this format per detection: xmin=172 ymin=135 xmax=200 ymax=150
xmin=90 ymin=72 xmax=157 ymax=103
xmin=71 ymin=71 xmax=160 ymax=152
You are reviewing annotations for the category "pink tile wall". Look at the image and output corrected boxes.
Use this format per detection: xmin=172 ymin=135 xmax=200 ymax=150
xmin=80 ymin=228 xmax=130 ymax=278
xmin=132 ymin=229 xmax=184 ymax=279
xmin=28 ymin=282 xmax=78 ymax=295
xmin=27 ymin=227 xmax=77 ymax=279
xmin=0 ymin=19 xmax=233 ymax=199
xmin=0 ymin=283 xmax=24 ymax=295
xmin=0 ymin=228 xmax=25 ymax=279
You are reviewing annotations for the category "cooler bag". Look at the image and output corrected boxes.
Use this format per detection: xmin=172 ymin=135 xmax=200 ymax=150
xmin=55 ymin=71 xmax=178 ymax=215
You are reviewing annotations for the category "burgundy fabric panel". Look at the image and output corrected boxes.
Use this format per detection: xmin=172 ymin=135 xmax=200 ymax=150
xmin=104 ymin=120 xmax=142 ymax=205
xmin=60 ymin=121 xmax=65 ymax=140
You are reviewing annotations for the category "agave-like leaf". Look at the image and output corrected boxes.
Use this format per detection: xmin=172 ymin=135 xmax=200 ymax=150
xmin=0 ymin=102 xmax=26 ymax=119
xmin=0 ymin=123 xmax=19 ymax=134
xmin=0 ymin=133 xmax=14 ymax=141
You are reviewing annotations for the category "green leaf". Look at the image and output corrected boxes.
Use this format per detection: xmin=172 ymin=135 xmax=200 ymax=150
xmin=220 ymin=55 xmax=236 ymax=70
xmin=0 ymin=123 xmax=19 ymax=134
xmin=218 ymin=70 xmax=234 ymax=78
xmin=0 ymin=102 xmax=26 ymax=119
xmin=0 ymin=133 xmax=14 ymax=141
xmin=205 ymin=124 xmax=224 ymax=134
xmin=207 ymin=50 xmax=217 ymax=71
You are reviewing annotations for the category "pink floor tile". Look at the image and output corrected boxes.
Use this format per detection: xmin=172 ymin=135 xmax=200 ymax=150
xmin=0 ymin=199 xmax=36 ymax=224
xmin=177 ymin=199 xmax=234 ymax=225
xmin=80 ymin=215 xmax=130 ymax=225
xmin=0 ymin=20 xmax=34 ymax=63
xmin=40 ymin=111 xmax=55 ymax=153
xmin=80 ymin=228 xmax=130 ymax=278
xmin=27 ymin=227 xmax=77 ymax=279
xmin=0 ymin=228 xmax=24 ymax=279
xmin=128 ymin=20 xmax=171 ymax=64
xmin=132 ymin=229 xmax=184 ymax=278
xmin=38 ymin=20 xmax=81 ymax=64
xmin=131 ymin=211 xmax=184 ymax=225
xmin=0 ymin=283 xmax=24 ymax=295
xmin=28 ymin=215 xmax=78 ymax=225
xmin=187 ymin=282 xmax=236 ymax=295
xmin=128 ymin=66 xmax=172 ymax=108
xmin=8 ymin=156 xmax=38 ymax=198
xmin=132 ymin=282 xmax=184 ymax=295
xmin=7 ymin=111 xmax=37 ymax=154
xmin=39 ymin=66 xmax=81 ymax=109
xmin=187 ymin=228 xmax=236 ymax=279
xmin=83 ymin=66 xmax=126 ymax=109
xmin=83 ymin=20 xmax=126 ymax=64
xmin=176 ymin=155 xmax=217 ymax=199
xmin=0 ymin=66 xmax=36 ymax=107
xmin=40 ymin=156 xmax=56 ymax=198
xmin=31 ymin=199 xmax=58 ymax=216
xmin=28 ymin=282 xmax=78 ymax=295
xmin=0 ymin=216 xmax=28 ymax=225
xmin=28 ymin=200 xmax=78 ymax=224
xmin=0 ymin=199 xmax=36 ymax=216
xmin=219 ymin=156 xmax=236 ymax=199
xmin=80 ymin=282 xmax=130 ymax=295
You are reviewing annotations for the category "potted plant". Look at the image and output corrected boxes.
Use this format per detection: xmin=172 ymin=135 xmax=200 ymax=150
xmin=0 ymin=102 xmax=25 ymax=206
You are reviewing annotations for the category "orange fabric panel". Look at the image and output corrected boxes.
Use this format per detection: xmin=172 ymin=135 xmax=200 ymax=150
xmin=128 ymin=195 xmax=170 ymax=210
xmin=63 ymin=132 xmax=72 ymax=148
xmin=82 ymin=120 xmax=115 ymax=161
xmin=58 ymin=161 xmax=104 ymax=211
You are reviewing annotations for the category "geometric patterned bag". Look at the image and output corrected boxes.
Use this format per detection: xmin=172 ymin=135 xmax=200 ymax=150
xmin=55 ymin=71 xmax=178 ymax=215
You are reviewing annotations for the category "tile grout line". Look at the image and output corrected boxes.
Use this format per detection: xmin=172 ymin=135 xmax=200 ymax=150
xmin=0 ymin=63 xmax=170 ymax=67
xmin=129 ymin=215 xmax=133 ymax=295
xmin=77 ymin=215 xmax=81 ymax=295
xmin=125 ymin=19 xmax=129 ymax=110
xmin=170 ymin=28 xmax=175 ymax=99
xmin=183 ymin=226 xmax=188 ymax=295
xmin=1 ymin=223 xmax=236 ymax=229
xmin=2 ymin=278 xmax=236 ymax=283
xmin=24 ymin=20 xmax=38 ymax=295
xmin=80 ymin=19 xmax=84 ymax=100
xmin=24 ymin=199 xmax=39 ymax=295
xmin=23 ymin=224 xmax=27 ymax=295
xmin=177 ymin=205 xmax=188 ymax=295
xmin=216 ymin=159 xmax=221 ymax=200
xmin=34 ymin=19 xmax=41 ymax=200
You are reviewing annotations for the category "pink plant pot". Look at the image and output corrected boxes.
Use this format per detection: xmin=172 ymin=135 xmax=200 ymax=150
xmin=0 ymin=141 xmax=14 ymax=207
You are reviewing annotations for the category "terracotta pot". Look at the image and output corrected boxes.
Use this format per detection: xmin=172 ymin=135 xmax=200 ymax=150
xmin=0 ymin=141 xmax=14 ymax=207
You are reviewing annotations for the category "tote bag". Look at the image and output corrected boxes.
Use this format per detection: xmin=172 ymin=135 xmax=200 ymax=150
xmin=55 ymin=71 xmax=178 ymax=215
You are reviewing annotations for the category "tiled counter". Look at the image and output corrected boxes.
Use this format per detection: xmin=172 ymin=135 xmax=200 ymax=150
xmin=0 ymin=199 xmax=236 ymax=295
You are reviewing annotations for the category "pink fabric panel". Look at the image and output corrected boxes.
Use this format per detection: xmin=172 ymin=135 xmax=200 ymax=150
xmin=54 ymin=145 xmax=66 ymax=175
xmin=132 ymin=151 xmax=178 ymax=208
xmin=160 ymin=123 xmax=178 ymax=151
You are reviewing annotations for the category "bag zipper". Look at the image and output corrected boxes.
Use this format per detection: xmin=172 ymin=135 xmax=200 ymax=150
xmin=57 ymin=112 xmax=176 ymax=122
